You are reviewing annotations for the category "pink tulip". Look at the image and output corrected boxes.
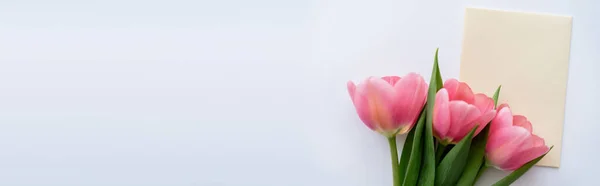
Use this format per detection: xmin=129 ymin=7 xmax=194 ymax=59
xmin=433 ymin=79 xmax=496 ymax=144
xmin=347 ymin=73 xmax=427 ymax=137
xmin=486 ymin=104 xmax=550 ymax=171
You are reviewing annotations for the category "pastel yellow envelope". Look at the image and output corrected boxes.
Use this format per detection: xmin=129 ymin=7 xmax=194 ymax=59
xmin=460 ymin=8 xmax=572 ymax=167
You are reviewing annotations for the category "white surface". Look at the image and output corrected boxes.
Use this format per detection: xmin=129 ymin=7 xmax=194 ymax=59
xmin=0 ymin=0 xmax=598 ymax=185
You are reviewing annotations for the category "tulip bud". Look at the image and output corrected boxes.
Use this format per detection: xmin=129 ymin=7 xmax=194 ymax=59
xmin=347 ymin=73 xmax=427 ymax=137
xmin=485 ymin=104 xmax=550 ymax=171
xmin=433 ymin=79 xmax=496 ymax=144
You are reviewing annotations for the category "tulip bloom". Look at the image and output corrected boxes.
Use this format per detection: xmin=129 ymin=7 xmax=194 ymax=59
xmin=486 ymin=104 xmax=550 ymax=171
xmin=433 ymin=79 xmax=496 ymax=144
xmin=347 ymin=73 xmax=427 ymax=137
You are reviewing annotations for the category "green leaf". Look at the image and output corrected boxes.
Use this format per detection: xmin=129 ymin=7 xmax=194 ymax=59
xmin=417 ymin=48 xmax=442 ymax=186
xmin=455 ymin=126 xmax=488 ymax=186
xmin=434 ymin=49 xmax=443 ymax=91
xmin=402 ymin=112 xmax=426 ymax=186
xmin=492 ymin=146 xmax=553 ymax=186
xmin=493 ymin=85 xmax=502 ymax=108
xmin=398 ymin=114 xmax=417 ymax=184
xmin=456 ymin=85 xmax=502 ymax=186
xmin=435 ymin=126 xmax=477 ymax=186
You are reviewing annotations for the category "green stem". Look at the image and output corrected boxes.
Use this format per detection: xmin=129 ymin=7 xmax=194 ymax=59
xmin=387 ymin=137 xmax=400 ymax=186
xmin=435 ymin=142 xmax=447 ymax=164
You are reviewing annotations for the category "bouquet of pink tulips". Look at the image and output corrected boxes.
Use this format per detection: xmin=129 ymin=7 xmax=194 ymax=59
xmin=347 ymin=49 xmax=551 ymax=186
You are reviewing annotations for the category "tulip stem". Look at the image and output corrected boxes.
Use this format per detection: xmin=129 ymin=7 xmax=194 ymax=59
xmin=387 ymin=137 xmax=400 ymax=186
xmin=435 ymin=143 xmax=448 ymax=164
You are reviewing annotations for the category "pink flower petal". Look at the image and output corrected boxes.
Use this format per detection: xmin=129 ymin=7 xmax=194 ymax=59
xmin=486 ymin=127 xmax=531 ymax=167
xmin=434 ymin=88 xmax=451 ymax=138
xmin=490 ymin=106 xmax=513 ymax=132
xmin=513 ymin=115 xmax=532 ymax=133
xmin=443 ymin=79 xmax=474 ymax=103
xmin=381 ymin=76 xmax=401 ymax=85
xmin=446 ymin=100 xmax=481 ymax=142
xmin=474 ymin=93 xmax=494 ymax=113
xmin=531 ymin=134 xmax=546 ymax=147
xmin=496 ymin=103 xmax=510 ymax=111
xmin=350 ymin=81 xmax=376 ymax=130
xmin=394 ymin=73 xmax=427 ymax=133
xmin=502 ymin=146 xmax=549 ymax=170
xmin=365 ymin=77 xmax=397 ymax=131
xmin=443 ymin=79 xmax=460 ymax=96
xmin=475 ymin=110 xmax=496 ymax=135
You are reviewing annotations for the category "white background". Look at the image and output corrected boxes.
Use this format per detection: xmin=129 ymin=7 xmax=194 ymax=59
xmin=0 ymin=0 xmax=598 ymax=185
